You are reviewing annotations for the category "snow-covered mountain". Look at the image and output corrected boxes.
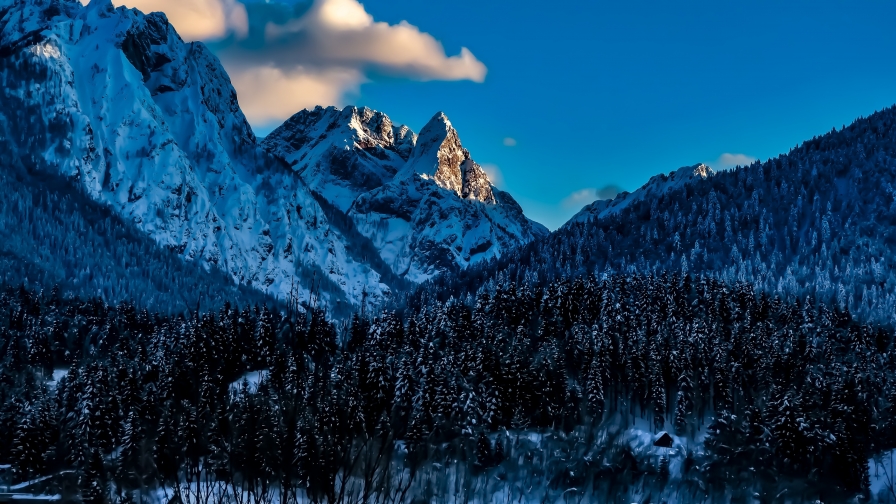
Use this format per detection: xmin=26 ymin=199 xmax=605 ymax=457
xmin=0 ymin=0 xmax=545 ymax=309
xmin=565 ymin=163 xmax=715 ymax=226
xmin=0 ymin=0 xmax=391 ymax=309
xmin=261 ymin=106 xmax=416 ymax=213
xmin=265 ymin=107 xmax=549 ymax=283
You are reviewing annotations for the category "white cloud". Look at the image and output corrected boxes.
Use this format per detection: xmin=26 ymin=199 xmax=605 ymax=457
xmin=110 ymin=0 xmax=487 ymax=125
xmin=481 ymin=163 xmax=503 ymax=188
xmin=219 ymin=0 xmax=486 ymax=124
xmin=229 ymin=66 xmax=364 ymax=125
xmin=316 ymin=0 xmax=370 ymax=30
xmin=710 ymin=153 xmax=756 ymax=171
xmin=561 ymin=185 xmax=622 ymax=208
xmin=113 ymin=0 xmax=247 ymax=40
xmin=255 ymin=0 xmax=487 ymax=82
xmin=503 ymin=137 xmax=517 ymax=147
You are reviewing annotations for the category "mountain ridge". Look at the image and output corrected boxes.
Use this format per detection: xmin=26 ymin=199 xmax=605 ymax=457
xmin=264 ymin=106 xmax=548 ymax=284
xmin=416 ymin=104 xmax=896 ymax=326
xmin=0 ymin=0 xmax=546 ymax=311
xmin=566 ymin=163 xmax=716 ymax=227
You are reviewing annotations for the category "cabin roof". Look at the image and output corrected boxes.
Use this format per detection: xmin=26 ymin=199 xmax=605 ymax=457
xmin=653 ymin=432 xmax=674 ymax=448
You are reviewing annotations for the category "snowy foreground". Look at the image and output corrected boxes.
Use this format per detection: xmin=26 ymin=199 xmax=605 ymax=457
xmin=50 ymin=420 xmax=891 ymax=504
xmin=118 ymin=421 xmax=710 ymax=504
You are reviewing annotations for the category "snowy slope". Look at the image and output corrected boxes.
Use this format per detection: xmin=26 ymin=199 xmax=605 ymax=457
xmin=262 ymin=105 xmax=416 ymax=212
xmin=266 ymin=109 xmax=549 ymax=283
xmin=0 ymin=0 xmax=389 ymax=309
xmin=565 ymin=163 xmax=715 ymax=227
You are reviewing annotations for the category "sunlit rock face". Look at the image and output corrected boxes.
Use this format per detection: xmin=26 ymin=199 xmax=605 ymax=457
xmin=267 ymin=108 xmax=547 ymax=283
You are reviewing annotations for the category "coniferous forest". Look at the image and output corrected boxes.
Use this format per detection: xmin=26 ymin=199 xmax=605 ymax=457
xmin=2 ymin=272 xmax=895 ymax=502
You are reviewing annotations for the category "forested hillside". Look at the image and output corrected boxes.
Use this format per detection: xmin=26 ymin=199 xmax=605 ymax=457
xmin=1 ymin=272 xmax=892 ymax=502
xmin=0 ymin=151 xmax=275 ymax=314
xmin=420 ymin=105 xmax=896 ymax=326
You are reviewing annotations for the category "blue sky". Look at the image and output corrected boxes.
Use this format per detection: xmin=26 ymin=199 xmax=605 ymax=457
xmin=346 ymin=1 xmax=896 ymax=229
xmin=134 ymin=0 xmax=896 ymax=229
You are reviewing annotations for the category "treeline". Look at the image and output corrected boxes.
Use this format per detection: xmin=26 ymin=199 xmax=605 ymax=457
xmin=0 ymin=272 xmax=894 ymax=502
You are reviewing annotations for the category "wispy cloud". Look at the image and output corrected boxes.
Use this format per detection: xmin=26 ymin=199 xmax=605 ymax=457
xmin=480 ymin=163 xmax=504 ymax=188
xmin=709 ymin=153 xmax=756 ymax=171
xmin=503 ymin=137 xmax=517 ymax=147
xmin=561 ymin=184 xmax=622 ymax=209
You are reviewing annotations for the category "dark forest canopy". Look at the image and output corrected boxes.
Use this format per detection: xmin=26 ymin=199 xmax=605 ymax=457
xmin=0 ymin=271 xmax=893 ymax=502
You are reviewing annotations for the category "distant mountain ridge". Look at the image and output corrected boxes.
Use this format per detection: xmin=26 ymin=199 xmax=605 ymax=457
xmin=565 ymin=164 xmax=715 ymax=226
xmin=420 ymin=105 xmax=896 ymax=325
xmin=0 ymin=0 xmax=545 ymax=311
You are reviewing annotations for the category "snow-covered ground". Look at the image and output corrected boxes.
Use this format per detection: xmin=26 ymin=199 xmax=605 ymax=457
xmin=871 ymin=450 xmax=896 ymax=502
xmin=228 ymin=370 xmax=269 ymax=393
xmin=44 ymin=369 xmax=68 ymax=389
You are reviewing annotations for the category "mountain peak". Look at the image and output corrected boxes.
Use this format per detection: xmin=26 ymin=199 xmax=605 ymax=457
xmin=340 ymin=105 xmax=411 ymax=153
xmin=0 ymin=0 xmax=546 ymax=312
xmin=424 ymin=111 xmax=452 ymax=128
xmin=680 ymin=163 xmax=714 ymax=180
xmin=401 ymin=111 xmax=494 ymax=203
xmin=268 ymin=105 xmax=414 ymax=157
xmin=265 ymin=105 xmax=543 ymax=282
xmin=0 ymin=0 xmax=399 ymax=310
xmin=262 ymin=105 xmax=415 ymax=211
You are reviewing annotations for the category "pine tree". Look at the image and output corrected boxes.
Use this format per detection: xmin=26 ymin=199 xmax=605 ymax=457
xmin=11 ymin=398 xmax=55 ymax=481
xmin=475 ymin=431 xmax=492 ymax=469
xmin=256 ymin=305 xmax=276 ymax=367
xmin=702 ymin=411 xmax=749 ymax=490
xmin=586 ymin=356 xmax=605 ymax=421
xmin=674 ymin=367 xmax=693 ymax=437
xmin=493 ymin=436 xmax=505 ymax=465
xmin=81 ymin=448 xmax=108 ymax=504
xmin=769 ymin=389 xmax=809 ymax=476
xmin=658 ymin=454 xmax=670 ymax=480
xmin=651 ymin=363 xmax=666 ymax=433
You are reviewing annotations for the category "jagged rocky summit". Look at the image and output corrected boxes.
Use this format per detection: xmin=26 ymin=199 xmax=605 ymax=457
xmin=264 ymin=107 xmax=548 ymax=283
xmin=0 ymin=0 xmax=546 ymax=309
